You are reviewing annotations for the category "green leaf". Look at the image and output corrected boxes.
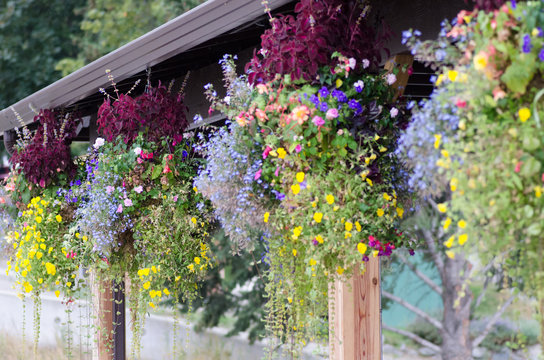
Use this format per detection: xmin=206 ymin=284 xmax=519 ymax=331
xmin=152 ymin=165 xmax=163 ymax=180
xmin=520 ymin=156 xmax=541 ymax=178
xmin=522 ymin=135 xmax=540 ymax=151
xmin=501 ymin=53 xmax=536 ymax=94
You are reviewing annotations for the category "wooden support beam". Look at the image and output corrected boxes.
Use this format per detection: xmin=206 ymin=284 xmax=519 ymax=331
xmin=329 ymin=257 xmax=381 ymax=360
xmin=93 ymin=276 xmax=114 ymax=360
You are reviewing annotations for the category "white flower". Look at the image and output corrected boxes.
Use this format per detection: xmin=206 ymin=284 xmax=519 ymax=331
xmin=390 ymin=107 xmax=399 ymax=118
xmin=386 ymin=73 xmax=397 ymax=85
xmin=362 ymin=59 xmax=370 ymax=69
xmin=93 ymin=137 xmax=105 ymax=149
xmin=134 ymin=147 xmax=142 ymax=156
xmin=354 ymin=80 xmax=365 ymax=92
xmin=224 ymin=96 xmax=231 ymax=105
xmin=348 ymin=58 xmax=356 ymax=69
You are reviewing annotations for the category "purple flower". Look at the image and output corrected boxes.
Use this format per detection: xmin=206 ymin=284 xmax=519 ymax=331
xmin=124 ymin=198 xmax=133 ymax=207
xmin=511 ymin=0 xmax=516 ymax=8
xmin=173 ymin=195 xmax=178 ymax=202
xmin=310 ymin=94 xmax=320 ymax=106
xmin=319 ymin=102 xmax=328 ymax=111
xmin=295 ymin=144 xmax=302 ymax=153
xmin=539 ymin=48 xmax=544 ymax=62
xmin=312 ymin=239 xmax=319 ymax=245
xmin=318 ymin=86 xmax=329 ymax=98
xmin=522 ymin=34 xmax=532 ymax=53
xmin=331 ymin=89 xmax=347 ymax=102
xmin=312 ymin=115 xmax=325 ymax=127
xmin=362 ymin=59 xmax=370 ymax=69
xmin=133 ymin=185 xmax=143 ymax=193
xmin=354 ymin=80 xmax=365 ymax=93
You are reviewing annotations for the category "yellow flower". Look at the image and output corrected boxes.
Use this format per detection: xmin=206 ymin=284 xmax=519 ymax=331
xmin=143 ymin=281 xmax=150 ymax=290
xmin=336 ymin=266 xmax=345 ymax=275
xmin=35 ymin=216 xmax=42 ymax=224
xmin=366 ymin=178 xmax=373 ymax=186
xmin=437 ymin=203 xmax=447 ymax=213
xmin=292 ymin=249 xmax=297 ymax=257
xmin=443 ymin=236 xmax=455 ymax=248
xmin=264 ymin=212 xmax=270 ymax=223
xmin=313 ymin=212 xmax=323 ymax=223
xmin=277 ymin=147 xmax=287 ymax=159
xmin=288 ymin=297 xmax=293 ymax=304
xmin=433 ymin=134 xmax=441 ymax=149
xmin=345 ymin=222 xmax=353 ymax=231
xmin=458 ymin=220 xmax=467 ymax=229
xmin=292 ymin=226 xmax=302 ymax=238
xmin=445 ymin=250 xmax=455 ymax=259
xmin=357 ymin=243 xmax=367 ymax=254
xmin=374 ymin=134 xmax=380 ymax=141
xmin=532 ymin=28 xmax=540 ymax=36
xmin=193 ymin=186 xmax=198 ymax=193
xmin=309 ymin=258 xmax=317 ymax=266
xmin=473 ymin=52 xmax=488 ymax=71
xmin=45 ymin=262 xmax=56 ymax=276
xmin=66 ymin=282 xmax=72 ymax=287
xmin=315 ymin=235 xmax=324 ymax=244
xmin=458 ymin=234 xmax=468 ymax=245
xmin=518 ymin=107 xmax=531 ymax=122
xmin=296 ymin=172 xmax=305 ymax=183
xmin=379 ymin=146 xmax=387 ymax=153
xmin=373 ymin=250 xmax=379 ymax=257
xmin=396 ymin=207 xmax=404 ymax=219
xmin=336 ymin=78 xmax=343 ymax=88
xmin=291 ymin=183 xmax=301 ymax=195
xmin=344 ymin=232 xmax=352 ymax=239
xmin=188 ymin=264 xmax=195 ymax=272
xmin=535 ymin=186 xmax=542 ymax=198
xmin=443 ymin=217 xmax=452 ymax=230
xmin=377 ymin=208 xmax=384 ymax=217
xmin=355 ymin=222 xmax=362 ymax=232
xmin=383 ymin=193 xmax=392 ymax=201
xmin=150 ymin=290 xmax=157 ymax=298
xmin=194 ymin=257 xmax=201 ymax=264
xmin=36 ymin=252 xmax=43 ymax=259
xmin=55 ymin=215 xmax=62 ymax=223
xmin=311 ymin=201 xmax=317 ymax=208
xmin=459 ymin=120 xmax=466 ymax=131
xmin=441 ymin=150 xmax=449 ymax=158
xmin=23 ymin=282 xmax=33 ymax=293
xmin=450 ymin=178 xmax=458 ymax=192
xmin=326 ymin=194 xmax=334 ymax=204
xmin=38 ymin=278 xmax=43 ymax=284
xmin=55 ymin=291 xmax=60 ymax=298
xmin=149 ymin=302 xmax=155 ymax=309
xmin=435 ymin=74 xmax=444 ymax=86
xmin=447 ymin=70 xmax=458 ymax=82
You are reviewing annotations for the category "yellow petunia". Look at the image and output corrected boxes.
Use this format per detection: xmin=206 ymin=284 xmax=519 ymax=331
xmin=357 ymin=243 xmax=367 ymax=254
xmin=518 ymin=107 xmax=531 ymax=122
xmin=313 ymin=212 xmax=323 ymax=223
xmin=443 ymin=236 xmax=455 ymax=248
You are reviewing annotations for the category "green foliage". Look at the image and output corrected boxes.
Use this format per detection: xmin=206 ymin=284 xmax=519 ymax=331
xmin=0 ymin=0 xmax=86 ymax=108
xmin=56 ymin=0 xmax=205 ymax=76
xmin=180 ymin=229 xmax=267 ymax=344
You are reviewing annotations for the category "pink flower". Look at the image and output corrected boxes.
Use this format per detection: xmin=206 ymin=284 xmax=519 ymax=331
xmin=348 ymin=58 xmax=356 ymax=69
xmin=295 ymin=144 xmax=302 ymax=153
xmin=0 ymin=197 xmax=4 ymax=204
xmin=137 ymin=157 xmax=144 ymax=164
xmin=390 ymin=107 xmax=399 ymax=118
xmin=116 ymin=204 xmax=123 ymax=213
xmin=134 ymin=186 xmax=143 ymax=194
xmin=386 ymin=73 xmax=397 ymax=85
xmin=256 ymin=84 xmax=268 ymax=94
xmin=456 ymin=99 xmax=467 ymax=108
xmin=263 ymin=146 xmax=272 ymax=159
xmin=291 ymin=105 xmax=310 ymax=125
xmin=515 ymin=162 xmax=522 ymax=173
xmin=254 ymin=169 xmax=262 ymax=180
xmin=326 ymin=108 xmax=338 ymax=120
xmin=255 ymin=108 xmax=268 ymax=121
xmin=124 ymin=198 xmax=133 ymax=207
xmin=106 ymin=186 xmax=115 ymax=194
xmin=173 ymin=195 xmax=178 ymax=202
xmin=362 ymin=59 xmax=370 ymax=69
xmin=163 ymin=165 xmax=171 ymax=174
xmin=312 ymin=115 xmax=325 ymax=127
xmin=274 ymin=166 xmax=280 ymax=177
xmin=167 ymin=154 xmax=173 ymax=160
xmin=39 ymin=179 xmax=46 ymax=188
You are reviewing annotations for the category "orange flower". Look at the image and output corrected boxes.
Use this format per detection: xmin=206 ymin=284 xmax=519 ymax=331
xmin=291 ymin=105 xmax=310 ymax=125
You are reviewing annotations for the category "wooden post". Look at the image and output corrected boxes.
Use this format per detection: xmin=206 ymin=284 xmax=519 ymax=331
xmin=113 ymin=280 xmax=126 ymax=360
xmin=329 ymin=257 xmax=381 ymax=360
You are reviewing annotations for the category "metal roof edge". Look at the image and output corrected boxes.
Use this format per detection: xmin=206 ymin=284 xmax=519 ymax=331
xmin=0 ymin=0 xmax=290 ymax=133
